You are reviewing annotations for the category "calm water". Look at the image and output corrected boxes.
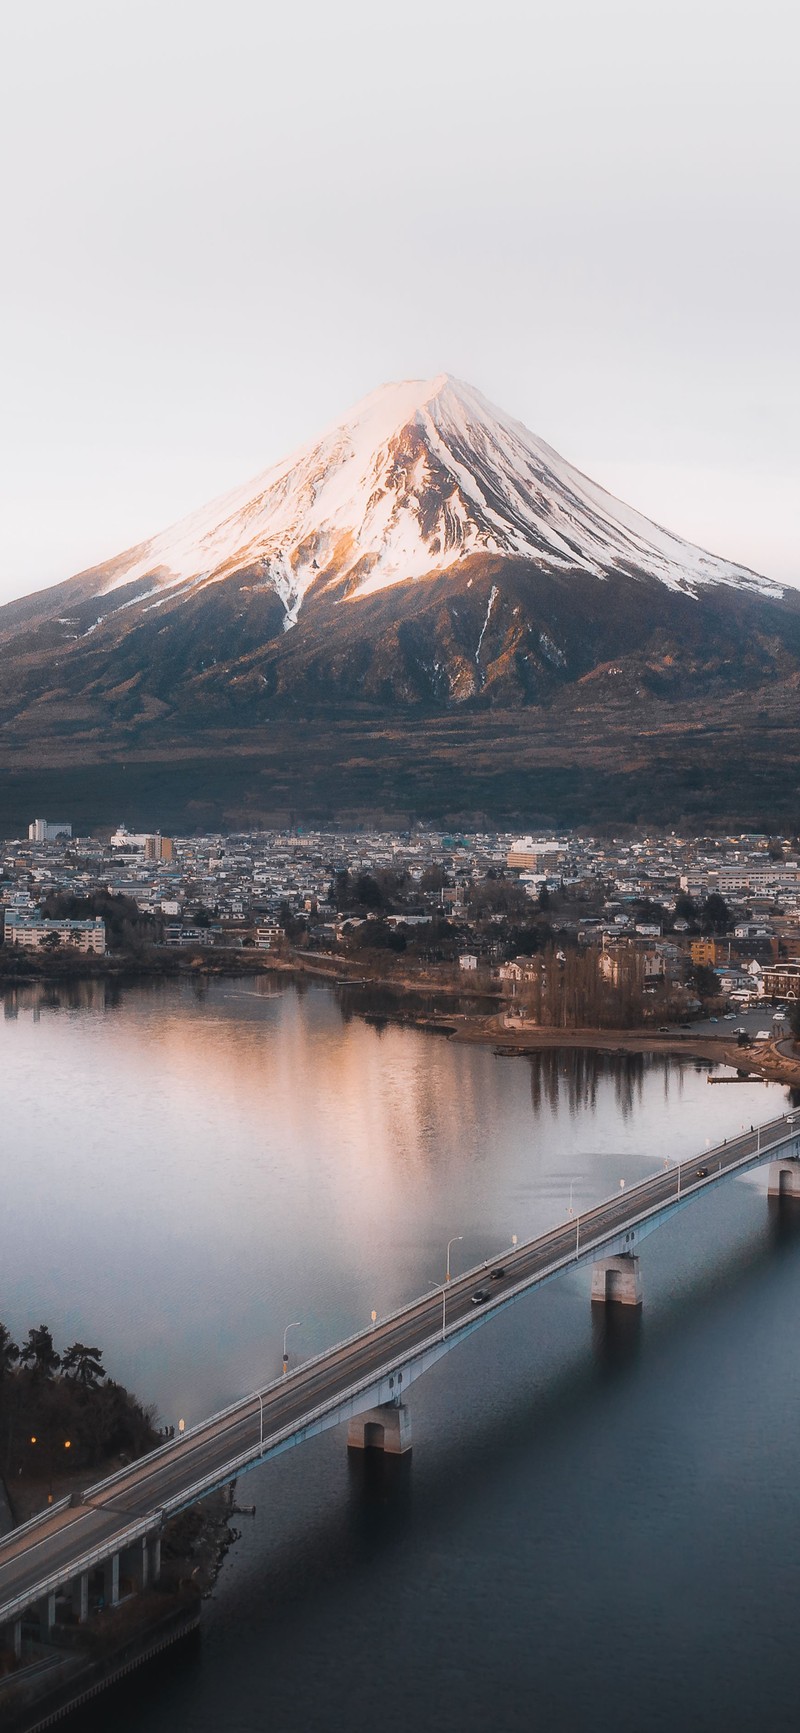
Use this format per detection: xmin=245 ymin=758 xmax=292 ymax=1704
xmin=3 ymin=976 xmax=800 ymax=1732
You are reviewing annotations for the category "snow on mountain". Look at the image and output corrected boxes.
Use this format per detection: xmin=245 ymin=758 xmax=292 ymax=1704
xmin=93 ymin=373 xmax=777 ymax=632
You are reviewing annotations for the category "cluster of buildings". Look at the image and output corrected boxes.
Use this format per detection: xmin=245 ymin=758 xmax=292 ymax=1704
xmin=3 ymin=911 xmax=107 ymax=954
xmin=1 ymin=820 xmax=800 ymax=1009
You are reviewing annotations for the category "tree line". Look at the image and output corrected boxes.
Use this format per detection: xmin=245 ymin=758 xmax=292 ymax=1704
xmin=511 ymin=943 xmax=647 ymax=1029
xmin=0 ymin=1323 xmax=157 ymax=1483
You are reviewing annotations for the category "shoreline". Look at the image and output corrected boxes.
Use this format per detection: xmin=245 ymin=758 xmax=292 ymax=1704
xmin=445 ymin=1012 xmax=800 ymax=1089
xmin=3 ymin=948 xmax=798 ymax=1090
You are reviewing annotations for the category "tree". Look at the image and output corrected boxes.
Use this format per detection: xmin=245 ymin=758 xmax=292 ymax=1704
xmin=331 ymin=870 xmax=352 ymax=911
xmin=632 ymin=898 xmax=665 ymax=928
xmin=61 ymin=1342 xmax=106 ymax=1388
xmin=278 ymin=899 xmax=306 ymax=942
xmin=701 ymin=894 xmax=731 ymax=935
xmin=693 ymin=963 xmax=720 ymax=1001
xmin=20 ymin=1325 xmax=61 ymax=1379
xmin=354 ymin=919 xmax=406 ymax=953
xmin=0 ymin=1324 xmax=19 ymax=1379
xmin=354 ymin=873 xmax=385 ymax=910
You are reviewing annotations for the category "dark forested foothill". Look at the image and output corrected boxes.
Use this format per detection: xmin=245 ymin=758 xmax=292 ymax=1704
xmin=0 ymin=1323 xmax=158 ymax=1488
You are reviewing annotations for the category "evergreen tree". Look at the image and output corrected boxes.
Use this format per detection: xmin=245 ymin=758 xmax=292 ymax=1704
xmin=20 ymin=1325 xmax=61 ymax=1379
xmin=61 ymin=1342 xmax=106 ymax=1388
xmin=0 ymin=1324 xmax=19 ymax=1378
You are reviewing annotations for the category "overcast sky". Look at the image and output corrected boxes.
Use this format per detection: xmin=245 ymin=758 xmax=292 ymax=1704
xmin=0 ymin=0 xmax=797 ymax=604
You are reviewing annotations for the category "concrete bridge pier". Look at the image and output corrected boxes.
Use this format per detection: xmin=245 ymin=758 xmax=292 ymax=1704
xmin=1 ymin=1618 xmax=22 ymax=1658
xmin=122 ymin=1536 xmax=150 ymax=1592
xmin=768 ymin=1159 xmax=800 ymax=1198
xmin=102 ymin=1553 xmax=119 ymax=1608
xmin=38 ymin=1590 xmax=56 ymax=1635
xmin=149 ymin=1533 xmax=162 ymax=1583
xmin=347 ymin=1402 xmax=412 ymax=1455
xmin=71 ymin=1571 xmax=89 ymax=1623
xmin=591 ymin=1254 xmax=643 ymax=1307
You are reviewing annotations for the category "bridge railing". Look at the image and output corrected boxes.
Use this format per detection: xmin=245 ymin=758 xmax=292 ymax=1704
xmin=4 ymin=1114 xmax=798 ymax=1618
xmin=107 ymin=1117 xmax=800 ymax=1520
xmin=18 ymin=1115 xmax=800 ymax=1528
xmin=0 ymin=1512 xmax=165 ymax=1627
xmin=1 ymin=1497 xmax=73 ymax=1545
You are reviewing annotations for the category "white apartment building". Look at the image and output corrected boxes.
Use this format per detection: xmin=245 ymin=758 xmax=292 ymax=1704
xmin=28 ymin=819 xmax=72 ymax=842
xmin=3 ymin=913 xmax=106 ymax=953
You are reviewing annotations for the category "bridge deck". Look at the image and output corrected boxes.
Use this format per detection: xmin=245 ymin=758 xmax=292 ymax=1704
xmin=2 ymin=1110 xmax=798 ymax=1625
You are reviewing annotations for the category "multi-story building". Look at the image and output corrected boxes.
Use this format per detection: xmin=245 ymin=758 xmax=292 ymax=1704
xmin=690 ymin=938 xmax=717 ymax=967
xmin=255 ymin=924 xmax=283 ymax=950
xmin=3 ymin=913 xmax=106 ymax=953
xmin=28 ymin=819 xmax=72 ymax=842
xmin=144 ymin=835 xmax=175 ymax=862
xmin=506 ymin=837 xmax=566 ymax=873
xmin=761 ymin=962 xmax=800 ymax=1001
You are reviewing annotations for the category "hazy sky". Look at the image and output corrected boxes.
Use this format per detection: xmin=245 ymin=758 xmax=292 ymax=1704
xmin=0 ymin=0 xmax=797 ymax=604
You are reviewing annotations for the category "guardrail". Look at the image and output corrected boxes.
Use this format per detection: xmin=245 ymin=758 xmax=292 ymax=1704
xmin=1 ymin=1496 xmax=73 ymax=1545
xmin=19 ymin=1117 xmax=797 ymax=1532
xmin=0 ymin=1512 xmax=163 ymax=1627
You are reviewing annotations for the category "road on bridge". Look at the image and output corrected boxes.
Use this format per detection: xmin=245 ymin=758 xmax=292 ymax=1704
xmin=0 ymin=1110 xmax=795 ymax=1623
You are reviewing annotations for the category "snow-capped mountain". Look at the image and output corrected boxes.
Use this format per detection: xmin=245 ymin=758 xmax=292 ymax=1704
xmin=39 ymin=374 xmax=776 ymax=640
xmin=1 ymin=374 xmax=798 ymax=761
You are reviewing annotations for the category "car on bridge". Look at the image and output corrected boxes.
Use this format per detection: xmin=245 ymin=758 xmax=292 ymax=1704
xmin=490 ymin=1267 xmax=506 ymax=1281
xmin=471 ymin=1288 xmax=491 ymax=1305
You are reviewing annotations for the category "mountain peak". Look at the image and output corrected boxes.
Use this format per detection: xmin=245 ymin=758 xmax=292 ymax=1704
xmin=13 ymin=375 xmax=780 ymax=643
xmin=1 ymin=373 xmax=797 ymax=767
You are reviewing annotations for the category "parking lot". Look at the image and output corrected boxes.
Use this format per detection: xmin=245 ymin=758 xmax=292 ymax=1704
xmin=677 ymin=1004 xmax=791 ymax=1039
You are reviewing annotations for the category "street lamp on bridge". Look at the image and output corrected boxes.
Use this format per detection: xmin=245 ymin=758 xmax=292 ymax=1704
xmin=446 ymin=1235 xmax=463 ymax=1283
xmin=282 ymin=1320 xmax=302 ymax=1376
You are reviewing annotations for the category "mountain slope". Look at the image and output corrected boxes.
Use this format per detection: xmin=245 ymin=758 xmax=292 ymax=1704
xmin=0 ymin=373 xmax=778 ymax=644
xmin=0 ymin=374 xmax=798 ymax=831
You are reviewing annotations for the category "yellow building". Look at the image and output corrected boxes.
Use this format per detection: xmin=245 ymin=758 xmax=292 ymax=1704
xmin=690 ymin=938 xmax=717 ymax=967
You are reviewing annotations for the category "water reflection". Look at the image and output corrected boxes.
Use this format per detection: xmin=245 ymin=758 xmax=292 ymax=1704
xmin=525 ymin=1047 xmax=692 ymax=1121
xmin=766 ymin=1192 xmax=800 ymax=1247
xmin=0 ymin=977 xmax=789 ymax=1426
xmin=590 ymin=1302 xmax=643 ymax=1375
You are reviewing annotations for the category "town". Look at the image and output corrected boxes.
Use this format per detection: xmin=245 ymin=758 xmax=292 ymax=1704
xmin=3 ymin=819 xmax=800 ymax=1031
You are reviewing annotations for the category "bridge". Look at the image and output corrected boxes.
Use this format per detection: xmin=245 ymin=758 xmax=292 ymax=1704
xmin=2 ymin=1109 xmax=800 ymax=1651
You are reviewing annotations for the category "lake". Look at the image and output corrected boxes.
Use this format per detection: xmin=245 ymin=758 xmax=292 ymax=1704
xmin=3 ymin=976 xmax=799 ymax=1732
